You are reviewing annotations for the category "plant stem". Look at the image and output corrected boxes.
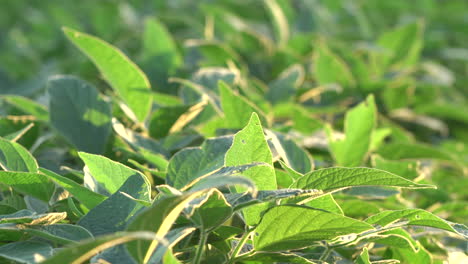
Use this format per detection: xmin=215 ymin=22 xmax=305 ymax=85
xmin=227 ymin=228 xmax=253 ymax=264
xmin=193 ymin=228 xmax=207 ymax=264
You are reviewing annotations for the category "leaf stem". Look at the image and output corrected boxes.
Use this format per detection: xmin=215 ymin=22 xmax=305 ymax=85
xmin=319 ymin=245 xmax=332 ymax=261
xmin=228 ymin=228 xmax=254 ymax=264
xmin=193 ymin=228 xmax=207 ymax=264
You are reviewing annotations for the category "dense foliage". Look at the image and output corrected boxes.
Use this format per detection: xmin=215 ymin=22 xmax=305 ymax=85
xmin=0 ymin=1 xmax=467 ymax=263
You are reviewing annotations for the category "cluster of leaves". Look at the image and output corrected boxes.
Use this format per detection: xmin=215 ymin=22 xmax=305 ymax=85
xmin=1 ymin=1 xmax=467 ymax=263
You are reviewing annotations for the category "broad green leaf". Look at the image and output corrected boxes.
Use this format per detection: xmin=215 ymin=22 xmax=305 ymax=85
xmin=384 ymin=241 xmax=431 ymax=264
xmin=142 ymin=17 xmax=181 ymax=72
xmin=376 ymin=21 xmax=423 ymax=70
xmin=0 ymin=223 xmax=93 ymax=245
xmin=305 ymin=193 xmax=343 ymax=215
xmin=0 ymin=241 xmax=53 ymax=263
xmin=163 ymin=250 xmax=182 ymax=264
xmin=149 ymin=105 xmax=192 ymax=139
xmin=4 ymin=123 xmax=35 ymax=142
xmin=39 ymin=168 xmax=106 ymax=210
xmin=166 ymin=136 xmax=233 ymax=189
xmin=362 ymin=228 xmax=418 ymax=251
xmin=2 ymin=95 xmax=48 ymax=121
xmin=187 ymin=164 xmax=259 ymax=192
xmin=314 ymin=42 xmax=355 ymax=88
xmin=187 ymin=189 xmax=232 ymax=231
xmin=219 ymin=81 xmax=269 ymax=128
xmin=63 ymin=27 xmax=152 ymax=123
xmin=268 ymin=131 xmax=313 ymax=174
xmin=326 ymin=95 xmax=376 ymax=167
xmin=372 ymin=155 xmax=420 ymax=180
xmin=228 ymin=189 xmax=322 ymax=211
xmin=225 ymin=113 xmax=277 ymax=225
xmin=365 ymin=209 xmax=467 ymax=238
xmin=266 ymin=64 xmax=304 ymax=104
xmin=291 ymin=167 xmax=433 ymax=193
xmin=355 ymin=247 xmax=371 ymax=264
xmin=48 ymin=76 xmax=112 ymax=154
xmin=0 ymin=137 xmax=38 ymax=172
xmin=126 ymin=191 xmax=207 ymax=264
xmin=78 ymin=174 xmax=151 ymax=236
xmin=79 ymin=152 xmax=150 ymax=194
xmin=0 ymin=172 xmax=55 ymax=202
xmin=254 ymin=205 xmax=373 ymax=251
xmin=415 ymin=102 xmax=468 ymax=124
xmin=0 ymin=210 xmax=66 ymax=225
xmin=377 ymin=142 xmax=455 ymax=162
xmin=42 ymin=231 xmax=162 ymax=264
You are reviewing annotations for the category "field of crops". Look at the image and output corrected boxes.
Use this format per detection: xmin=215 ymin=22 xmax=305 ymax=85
xmin=0 ymin=1 xmax=467 ymax=263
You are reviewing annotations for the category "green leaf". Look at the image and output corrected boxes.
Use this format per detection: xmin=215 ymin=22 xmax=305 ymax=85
xmin=78 ymin=174 xmax=151 ymax=236
xmin=39 ymin=168 xmax=106 ymax=210
xmin=142 ymin=18 xmax=181 ymax=71
xmin=48 ymin=75 xmax=112 ymax=154
xmin=326 ymin=95 xmax=376 ymax=167
xmin=79 ymin=152 xmax=150 ymax=194
xmin=225 ymin=113 xmax=277 ymax=225
xmin=305 ymin=193 xmax=343 ymax=215
xmin=0 ymin=137 xmax=38 ymax=172
xmin=149 ymin=105 xmax=192 ymax=139
xmin=41 ymin=231 xmax=163 ymax=264
xmin=372 ymin=155 xmax=419 ymax=180
xmin=237 ymin=252 xmax=317 ymax=264
xmin=0 ymin=210 xmax=66 ymax=225
xmin=126 ymin=191 xmax=207 ymax=264
xmin=376 ymin=21 xmax=423 ymax=70
xmin=187 ymin=163 xmax=259 ymax=192
xmin=377 ymin=142 xmax=455 ymax=162
xmin=365 ymin=209 xmax=467 ymax=238
xmin=0 ymin=223 xmax=93 ymax=245
xmin=188 ymin=189 xmax=232 ymax=231
xmin=254 ymin=205 xmax=373 ymax=251
xmin=150 ymin=227 xmax=195 ymax=264
xmin=266 ymin=64 xmax=304 ymax=104
xmin=290 ymin=167 xmax=433 ymax=193
xmin=219 ymin=81 xmax=269 ymax=128
xmin=0 ymin=172 xmax=55 ymax=202
xmin=63 ymin=27 xmax=152 ymax=123
xmin=166 ymin=136 xmax=233 ymax=189
xmin=268 ymin=131 xmax=313 ymax=174
xmin=0 ymin=241 xmax=53 ymax=263
xmin=2 ymin=95 xmax=49 ymax=121
xmin=314 ymin=42 xmax=355 ymax=88
xmin=355 ymin=247 xmax=371 ymax=264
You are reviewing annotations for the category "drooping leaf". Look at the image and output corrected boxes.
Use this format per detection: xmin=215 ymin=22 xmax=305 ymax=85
xmin=377 ymin=142 xmax=456 ymax=162
xmin=254 ymin=205 xmax=373 ymax=251
xmin=63 ymin=27 xmax=152 ymax=123
xmin=0 ymin=210 xmax=66 ymax=225
xmin=79 ymin=152 xmax=150 ymax=194
xmin=39 ymin=168 xmax=106 ymax=210
xmin=225 ymin=113 xmax=277 ymax=225
xmin=48 ymin=75 xmax=112 ymax=154
xmin=0 ymin=137 xmax=38 ymax=172
xmin=326 ymin=95 xmax=376 ymax=166
xmin=236 ymin=252 xmax=317 ymax=264
xmin=266 ymin=64 xmax=304 ymax=104
xmin=78 ymin=174 xmax=151 ymax=237
xmin=149 ymin=227 xmax=196 ymax=264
